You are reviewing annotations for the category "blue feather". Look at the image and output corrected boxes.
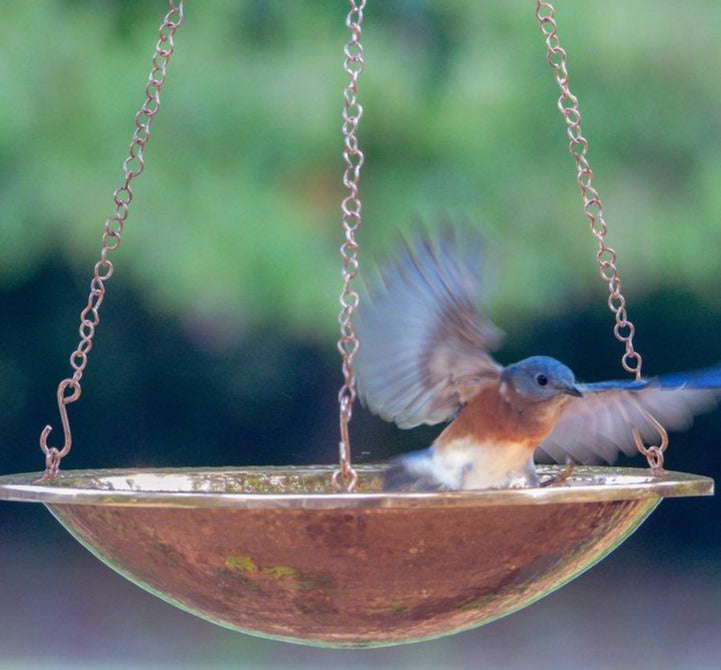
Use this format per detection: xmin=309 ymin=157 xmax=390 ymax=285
xmin=579 ymin=364 xmax=721 ymax=394
xmin=578 ymin=379 xmax=650 ymax=393
xmin=655 ymin=364 xmax=721 ymax=389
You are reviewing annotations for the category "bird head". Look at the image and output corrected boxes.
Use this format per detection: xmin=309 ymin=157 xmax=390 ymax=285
xmin=502 ymin=356 xmax=582 ymax=403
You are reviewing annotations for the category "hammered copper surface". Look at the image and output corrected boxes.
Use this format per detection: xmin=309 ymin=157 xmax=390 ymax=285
xmin=0 ymin=466 xmax=713 ymax=647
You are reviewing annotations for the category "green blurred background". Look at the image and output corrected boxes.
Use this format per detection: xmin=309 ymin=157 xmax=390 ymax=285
xmin=1 ymin=1 xmax=721 ymax=668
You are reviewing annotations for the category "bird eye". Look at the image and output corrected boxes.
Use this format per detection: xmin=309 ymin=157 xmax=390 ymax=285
xmin=535 ymin=374 xmax=548 ymax=386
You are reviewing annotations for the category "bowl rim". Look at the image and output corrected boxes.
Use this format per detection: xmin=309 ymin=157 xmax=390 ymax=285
xmin=0 ymin=465 xmax=713 ymax=510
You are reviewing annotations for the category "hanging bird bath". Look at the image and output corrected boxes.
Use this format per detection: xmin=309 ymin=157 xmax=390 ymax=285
xmin=0 ymin=465 xmax=712 ymax=647
xmin=0 ymin=0 xmax=715 ymax=650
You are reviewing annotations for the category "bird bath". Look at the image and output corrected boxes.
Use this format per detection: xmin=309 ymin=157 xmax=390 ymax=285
xmin=0 ymin=464 xmax=712 ymax=647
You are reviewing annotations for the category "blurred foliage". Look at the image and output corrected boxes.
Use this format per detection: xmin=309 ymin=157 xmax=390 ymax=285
xmin=1 ymin=0 xmax=721 ymax=346
xmin=1 ymin=0 xmax=721 ymax=465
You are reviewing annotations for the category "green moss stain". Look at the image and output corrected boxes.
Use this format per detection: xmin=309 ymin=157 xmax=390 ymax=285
xmin=262 ymin=565 xmax=299 ymax=581
xmin=224 ymin=554 xmax=257 ymax=574
xmin=222 ymin=554 xmax=337 ymax=596
xmin=458 ymin=595 xmax=493 ymax=612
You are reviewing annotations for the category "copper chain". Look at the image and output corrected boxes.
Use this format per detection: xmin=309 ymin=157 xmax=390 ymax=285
xmin=333 ymin=0 xmax=366 ymax=492
xmin=39 ymin=0 xmax=185 ymax=478
xmin=535 ymin=1 xmax=667 ymax=470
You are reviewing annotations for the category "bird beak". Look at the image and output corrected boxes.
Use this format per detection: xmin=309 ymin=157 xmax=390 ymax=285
xmin=559 ymin=382 xmax=583 ymax=398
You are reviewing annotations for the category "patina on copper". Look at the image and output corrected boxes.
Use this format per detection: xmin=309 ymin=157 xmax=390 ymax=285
xmin=0 ymin=465 xmax=713 ymax=647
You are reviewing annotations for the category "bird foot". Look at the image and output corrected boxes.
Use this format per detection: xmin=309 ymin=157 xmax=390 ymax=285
xmin=540 ymin=460 xmax=576 ymax=488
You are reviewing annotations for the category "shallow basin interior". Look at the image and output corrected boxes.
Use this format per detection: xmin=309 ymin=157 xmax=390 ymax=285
xmin=34 ymin=464 xmax=708 ymax=494
xmin=0 ymin=465 xmax=712 ymax=510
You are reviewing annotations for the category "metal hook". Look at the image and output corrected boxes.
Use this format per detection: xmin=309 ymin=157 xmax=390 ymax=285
xmin=39 ymin=379 xmax=81 ymax=477
xmin=631 ymin=408 xmax=669 ymax=474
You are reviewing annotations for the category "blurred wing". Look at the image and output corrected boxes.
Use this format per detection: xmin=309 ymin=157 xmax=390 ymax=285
xmin=355 ymin=227 xmax=504 ymax=429
xmin=537 ymin=366 xmax=721 ymax=464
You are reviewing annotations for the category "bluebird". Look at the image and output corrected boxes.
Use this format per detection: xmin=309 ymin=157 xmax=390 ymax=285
xmin=355 ymin=227 xmax=721 ymax=490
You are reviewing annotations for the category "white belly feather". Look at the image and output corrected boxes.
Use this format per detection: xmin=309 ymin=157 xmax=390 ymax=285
xmin=429 ymin=437 xmax=538 ymax=489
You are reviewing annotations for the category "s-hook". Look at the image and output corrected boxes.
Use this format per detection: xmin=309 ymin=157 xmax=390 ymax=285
xmin=39 ymin=380 xmax=81 ymax=479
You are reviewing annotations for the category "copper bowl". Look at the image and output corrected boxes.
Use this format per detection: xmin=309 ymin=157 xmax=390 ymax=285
xmin=0 ymin=465 xmax=713 ymax=647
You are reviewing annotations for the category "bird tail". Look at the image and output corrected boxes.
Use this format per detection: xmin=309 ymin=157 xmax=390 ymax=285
xmin=383 ymin=447 xmax=440 ymax=491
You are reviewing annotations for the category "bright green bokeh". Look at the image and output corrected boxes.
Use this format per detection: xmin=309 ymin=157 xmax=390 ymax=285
xmin=1 ymin=1 xmax=720 ymax=341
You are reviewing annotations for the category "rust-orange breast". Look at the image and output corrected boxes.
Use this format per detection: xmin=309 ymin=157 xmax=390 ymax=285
xmin=436 ymin=381 xmax=560 ymax=450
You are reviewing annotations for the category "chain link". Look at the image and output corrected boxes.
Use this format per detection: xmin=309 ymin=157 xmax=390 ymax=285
xmin=39 ymin=0 xmax=185 ymax=479
xmin=535 ymin=1 xmax=667 ymax=472
xmin=334 ymin=0 xmax=366 ymax=493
